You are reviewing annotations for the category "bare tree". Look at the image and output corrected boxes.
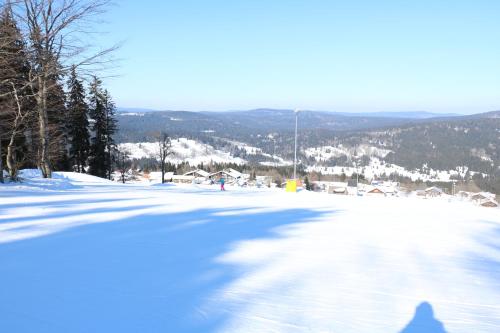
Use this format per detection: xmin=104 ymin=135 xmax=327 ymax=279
xmin=0 ymin=3 xmax=33 ymax=181
xmin=5 ymin=82 xmax=31 ymax=179
xmin=157 ymin=132 xmax=172 ymax=184
xmin=13 ymin=0 xmax=118 ymax=178
xmin=115 ymin=147 xmax=130 ymax=184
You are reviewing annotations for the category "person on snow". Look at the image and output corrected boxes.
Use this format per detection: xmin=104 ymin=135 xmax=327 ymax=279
xmin=219 ymin=176 xmax=225 ymax=191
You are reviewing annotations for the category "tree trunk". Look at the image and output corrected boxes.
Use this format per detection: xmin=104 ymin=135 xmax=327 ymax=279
xmin=161 ymin=158 xmax=165 ymax=184
xmin=6 ymin=97 xmax=23 ymax=181
xmin=108 ymin=149 xmax=111 ymax=180
xmin=38 ymin=78 xmax=51 ymax=178
xmin=0 ymin=134 xmax=3 ymax=184
xmin=6 ymin=135 xmax=17 ymax=180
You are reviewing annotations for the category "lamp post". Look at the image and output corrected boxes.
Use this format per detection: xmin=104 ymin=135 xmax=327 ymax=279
xmin=273 ymin=136 xmax=277 ymax=169
xmin=293 ymin=109 xmax=300 ymax=180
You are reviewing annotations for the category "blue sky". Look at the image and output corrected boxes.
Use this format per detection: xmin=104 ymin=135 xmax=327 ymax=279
xmin=99 ymin=1 xmax=500 ymax=113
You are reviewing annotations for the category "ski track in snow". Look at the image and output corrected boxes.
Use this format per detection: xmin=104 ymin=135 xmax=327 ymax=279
xmin=0 ymin=172 xmax=499 ymax=332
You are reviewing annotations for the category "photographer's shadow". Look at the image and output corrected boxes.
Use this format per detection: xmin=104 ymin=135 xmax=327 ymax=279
xmin=400 ymin=302 xmax=447 ymax=333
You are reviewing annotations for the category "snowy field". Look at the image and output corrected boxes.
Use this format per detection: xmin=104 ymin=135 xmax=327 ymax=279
xmin=0 ymin=172 xmax=499 ymax=332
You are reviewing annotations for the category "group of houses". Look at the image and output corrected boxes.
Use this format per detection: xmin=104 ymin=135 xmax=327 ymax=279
xmin=417 ymin=187 xmax=498 ymax=207
xmin=146 ymin=168 xmax=273 ymax=188
xmin=456 ymin=190 xmax=499 ymax=208
xmin=140 ymin=169 xmax=500 ymax=207
xmin=311 ymin=179 xmax=499 ymax=207
xmin=312 ymin=180 xmax=401 ymax=197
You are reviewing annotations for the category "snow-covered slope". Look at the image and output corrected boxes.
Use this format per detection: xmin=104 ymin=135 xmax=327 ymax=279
xmin=0 ymin=173 xmax=499 ymax=332
xmin=119 ymin=138 xmax=246 ymax=165
xmin=305 ymin=144 xmax=391 ymax=161
xmin=306 ymin=157 xmax=481 ymax=182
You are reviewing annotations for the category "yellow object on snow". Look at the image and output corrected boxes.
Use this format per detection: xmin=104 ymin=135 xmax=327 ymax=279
xmin=286 ymin=179 xmax=297 ymax=192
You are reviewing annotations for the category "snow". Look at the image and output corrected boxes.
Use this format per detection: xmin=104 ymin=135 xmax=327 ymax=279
xmin=1 ymin=172 xmax=499 ymax=332
xmin=259 ymin=154 xmax=294 ymax=167
xmin=227 ymin=140 xmax=293 ymax=166
xmin=307 ymin=157 xmax=479 ymax=182
xmin=119 ymin=138 xmax=246 ymax=166
xmin=305 ymin=144 xmax=392 ymax=161
xmin=229 ymin=141 xmax=262 ymax=155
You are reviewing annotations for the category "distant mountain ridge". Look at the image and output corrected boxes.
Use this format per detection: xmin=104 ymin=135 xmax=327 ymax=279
xmin=336 ymin=111 xmax=462 ymax=119
xmin=117 ymin=107 xmax=465 ymax=119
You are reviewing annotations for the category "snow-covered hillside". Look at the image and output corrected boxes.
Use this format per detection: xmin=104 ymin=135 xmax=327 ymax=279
xmin=306 ymin=157 xmax=480 ymax=182
xmin=119 ymin=139 xmax=483 ymax=183
xmin=119 ymin=138 xmax=246 ymax=165
xmin=305 ymin=144 xmax=391 ymax=161
xmin=1 ymin=172 xmax=499 ymax=332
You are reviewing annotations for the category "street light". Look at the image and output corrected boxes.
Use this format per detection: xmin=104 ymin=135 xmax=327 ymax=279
xmin=293 ymin=109 xmax=300 ymax=180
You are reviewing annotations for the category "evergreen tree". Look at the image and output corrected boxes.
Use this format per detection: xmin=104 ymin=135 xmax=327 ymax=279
xmin=88 ymin=77 xmax=117 ymax=179
xmin=304 ymin=176 xmax=312 ymax=191
xmin=88 ymin=77 xmax=106 ymax=178
xmin=102 ymin=89 xmax=117 ymax=179
xmin=46 ymin=72 xmax=71 ymax=171
xmin=66 ymin=67 xmax=90 ymax=173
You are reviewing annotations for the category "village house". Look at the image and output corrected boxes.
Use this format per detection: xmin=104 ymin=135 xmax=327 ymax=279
xmin=209 ymin=168 xmax=248 ymax=185
xmin=471 ymin=192 xmax=494 ymax=203
xmin=424 ymin=186 xmax=443 ymax=197
xmin=183 ymin=169 xmax=210 ymax=179
xmin=479 ymin=198 xmax=499 ymax=208
xmin=416 ymin=190 xmax=426 ymax=197
xmin=309 ymin=181 xmax=346 ymax=194
xmin=183 ymin=169 xmax=210 ymax=184
xmin=366 ymin=186 xmax=387 ymax=196
xmin=328 ymin=183 xmax=348 ymax=195
xmin=171 ymin=175 xmax=195 ymax=184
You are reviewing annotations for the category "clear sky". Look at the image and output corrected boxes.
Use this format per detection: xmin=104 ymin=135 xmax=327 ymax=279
xmin=99 ymin=0 xmax=500 ymax=113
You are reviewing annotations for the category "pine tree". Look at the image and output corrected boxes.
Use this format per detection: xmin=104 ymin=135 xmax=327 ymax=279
xmin=88 ymin=77 xmax=107 ymax=178
xmin=102 ymin=89 xmax=117 ymax=179
xmin=88 ymin=77 xmax=117 ymax=179
xmin=66 ymin=66 xmax=90 ymax=173
xmin=304 ymin=176 xmax=312 ymax=191
xmin=46 ymin=72 xmax=70 ymax=171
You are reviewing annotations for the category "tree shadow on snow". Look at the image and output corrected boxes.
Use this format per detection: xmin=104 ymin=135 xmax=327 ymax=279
xmin=0 ymin=205 xmax=330 ymax=333
xmin=399 ymin=302 xmax=447 ymax=333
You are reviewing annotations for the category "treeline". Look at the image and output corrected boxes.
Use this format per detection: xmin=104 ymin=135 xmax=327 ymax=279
xmin=0 ymin=1 xmax=117 ymax=182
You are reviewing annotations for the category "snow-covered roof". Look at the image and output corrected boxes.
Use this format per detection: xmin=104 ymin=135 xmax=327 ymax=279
xmin=209 ymin=168 xmax=243 ymax=179
xmin=366 ymin=186 xmax=387 ymax=194
xmin=183 ymin=169 xmax=210 ymax=178
xmin=480 ymin=198 xmax=499 ymax=207
xmin=425 ymin=186 xmax=443 ymax=193
xmin=473 ymin=192 xmax=495 ymax=199
xmin=209 ymin=170 xmax=239 ymax=179
xmin=225 ymin=168 xmax=242 ymax=178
